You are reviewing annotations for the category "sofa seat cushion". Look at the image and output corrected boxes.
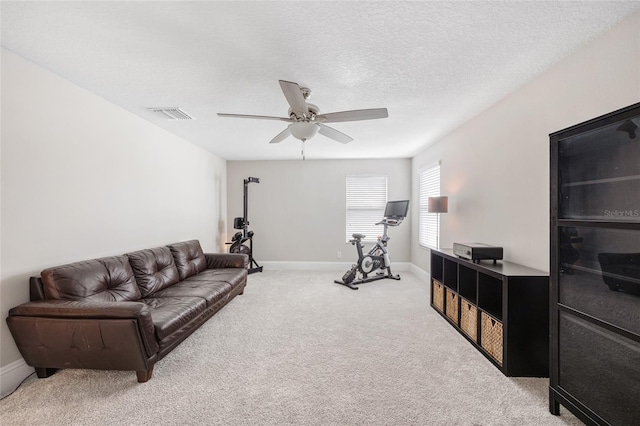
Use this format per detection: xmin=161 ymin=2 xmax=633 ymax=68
xmin=183 ymin=269 xmax=246 ymax=288
xmin=127 ymin=247 xmax=179 ymax=297
xmin=41 ymin=256 xmax=141 ymax=302
xmin=153 ymin=281 xmax=232 ymax=307
xmin=167 ymin=240 xmax=206 ymax=281
xmin=141 ymin=297 xmax=206 ymax=340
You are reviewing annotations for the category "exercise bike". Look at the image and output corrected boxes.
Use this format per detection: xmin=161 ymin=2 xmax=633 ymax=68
xmin=335 ymin=200 xmax=409 ymax=290
xmin=228 ymin=177 xmax=263 ymax=274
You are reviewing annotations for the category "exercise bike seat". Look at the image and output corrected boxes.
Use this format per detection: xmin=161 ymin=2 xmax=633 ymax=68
xmin=351 ymin=233 xmax=365 ymax=240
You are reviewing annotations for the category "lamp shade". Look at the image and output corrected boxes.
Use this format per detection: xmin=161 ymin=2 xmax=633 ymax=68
xmin=428 ymin=196 xmax=448 ymax=213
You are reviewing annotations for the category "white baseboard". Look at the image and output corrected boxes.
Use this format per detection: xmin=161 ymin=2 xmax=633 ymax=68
xmin=410 ymin=264 xmax=429 ymax=282
xmin=259 ymin=261 xmax=413 ymax=272
xmin=1 ymin=358 xmax=34 ymax=398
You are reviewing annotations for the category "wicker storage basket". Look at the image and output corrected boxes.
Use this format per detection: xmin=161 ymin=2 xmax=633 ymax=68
xmin=460 ymin=298 xmax=478 ymax=342
xmin=445 ymin=289 xmax=459 ymax=325
xmin=481 ymin=311 xmax=503 ymax=365
xmin=432 ymin=280 xmax=444 ymax=313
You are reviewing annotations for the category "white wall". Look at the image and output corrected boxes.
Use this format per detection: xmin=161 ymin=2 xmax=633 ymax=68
xmin=0 ymin=49 xmax=227 ymax=391
xmin=227 ymin=159 xmax=412 ymax=265
xmin=411 ymin=11 xmax=640 ymax=273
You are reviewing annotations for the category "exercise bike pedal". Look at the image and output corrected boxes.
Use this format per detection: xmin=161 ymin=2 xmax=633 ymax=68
xmin=341 ymin=265 xmax=357 ymax=284
xmin=333 ymin=278 xmax=359 ymax=290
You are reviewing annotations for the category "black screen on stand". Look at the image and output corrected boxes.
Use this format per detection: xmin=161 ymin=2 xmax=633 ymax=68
xmin=384 ymin=200 xmax=409 ymax=218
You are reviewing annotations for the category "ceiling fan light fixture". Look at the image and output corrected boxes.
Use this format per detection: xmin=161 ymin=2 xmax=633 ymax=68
xmin=289 ymin=122 xmax=319 ymax=141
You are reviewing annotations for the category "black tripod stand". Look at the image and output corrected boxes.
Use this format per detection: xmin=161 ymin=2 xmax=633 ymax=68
xmin=229 ymin=177 xmax=263 ymax=274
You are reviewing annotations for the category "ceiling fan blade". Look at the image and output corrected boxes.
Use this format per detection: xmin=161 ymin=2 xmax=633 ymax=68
xmin=317 ymin=108 xmax=389 ymax=123
xmin=317 ymin=123 xmax=353 ymax=144
xmin=279 ymin=80 xmax=309 ymax=117
xmin=217 ymin=113 xmax=292 ymax=122
xmin=269 ymin=127 xmax=292 ymax=144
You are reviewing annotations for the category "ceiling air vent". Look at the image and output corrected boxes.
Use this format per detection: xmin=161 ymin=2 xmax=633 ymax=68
xmin=150 ymin=107 xmax=195 ymax=120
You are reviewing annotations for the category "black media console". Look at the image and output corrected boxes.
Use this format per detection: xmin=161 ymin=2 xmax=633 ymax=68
xmin=430 ymin=248 xmax=549 ymax=377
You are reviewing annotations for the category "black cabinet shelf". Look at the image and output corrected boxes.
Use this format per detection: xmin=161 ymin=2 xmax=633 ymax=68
xmin=550 ymin=102 xmax=640 ymax=426
xmin=443 ymin=258 xmax=458 ymax=290
xmin=557 ymin=219 xmax=640 ymax=229
xmin=458 ymin=265 xmax=477 ymax=304
xmin=429 ymin=248 xmax=549 ymax=377
xmin=561 ymin=174 xmax=640 ymax=187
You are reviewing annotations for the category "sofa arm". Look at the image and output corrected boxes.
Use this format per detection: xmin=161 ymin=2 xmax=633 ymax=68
xmin=7 ymin=300 xmax=159 ymax=362
xmin=204 ymin=253 xmax=249 ymax=269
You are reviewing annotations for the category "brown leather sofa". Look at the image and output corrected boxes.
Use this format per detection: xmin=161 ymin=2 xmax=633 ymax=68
xmin=6 ymin=240 xmax=248 ymax=383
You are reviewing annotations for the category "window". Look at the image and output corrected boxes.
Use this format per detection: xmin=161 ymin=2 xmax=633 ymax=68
xmin=419 ymin=163 xmax=441 ymax=248
xmin=345 ymin=175 xmax=388 ymax=242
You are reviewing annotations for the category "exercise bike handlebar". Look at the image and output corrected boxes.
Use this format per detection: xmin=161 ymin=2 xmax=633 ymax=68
xmin=350 ymin=217 xmax=403 ymax=243
xmin=375 ymin=217 xmax=403 ymax=226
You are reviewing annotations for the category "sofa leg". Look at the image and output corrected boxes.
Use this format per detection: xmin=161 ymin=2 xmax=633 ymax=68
xmin=35 ymin=367 xmax=57 ymax=379
xmin=136 ymin=366 xmax=154 ymax=383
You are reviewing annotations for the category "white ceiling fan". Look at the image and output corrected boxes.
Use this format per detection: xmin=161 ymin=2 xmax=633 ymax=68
xmin=218 ymin=80 xmax=388 ymax=158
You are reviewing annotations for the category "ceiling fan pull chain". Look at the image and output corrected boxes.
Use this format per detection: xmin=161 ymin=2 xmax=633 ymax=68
xmin=301 ymin=139 xmax=306 ymax=160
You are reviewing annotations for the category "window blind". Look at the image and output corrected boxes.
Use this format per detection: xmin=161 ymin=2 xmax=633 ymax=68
xmin=345 ymin=175 xmax=388 ymax=243
xmin=419 ymin=164 xmax=440 ymax=248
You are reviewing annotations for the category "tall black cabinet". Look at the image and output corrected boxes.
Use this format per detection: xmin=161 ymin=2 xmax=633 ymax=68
xmin=549 ymin=102 xmax=640 ymax=426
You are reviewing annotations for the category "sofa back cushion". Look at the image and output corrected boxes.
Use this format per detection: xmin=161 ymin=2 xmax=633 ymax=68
xmin=41 ymin=255 xmax=141 ymax=302
xmin=127 ymin=247 xmax=179 ymax=297
xmin=167 ymin=240 xmax=206 ymax=280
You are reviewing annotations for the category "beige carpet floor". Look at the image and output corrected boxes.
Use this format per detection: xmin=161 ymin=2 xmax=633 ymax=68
xmin=0 ymin=270 xmax=582 ymax=425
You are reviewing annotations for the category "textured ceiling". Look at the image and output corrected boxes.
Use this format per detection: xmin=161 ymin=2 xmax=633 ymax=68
xmin=2 ymin=1 xmax=639 ymax=160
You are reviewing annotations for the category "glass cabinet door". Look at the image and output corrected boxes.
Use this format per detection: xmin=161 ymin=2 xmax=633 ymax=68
xmin=558 ymin=226 xmax=640 ymax=336
xmin=558 ymin=115 xmax=640 ymax=221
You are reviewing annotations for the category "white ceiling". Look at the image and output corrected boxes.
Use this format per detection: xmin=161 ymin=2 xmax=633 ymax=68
xmin=2 ymin=1 xmax=639 ymax=161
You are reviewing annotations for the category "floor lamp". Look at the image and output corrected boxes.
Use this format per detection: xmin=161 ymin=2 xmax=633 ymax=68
xmin=428 ymin=196 xmax=448 ymax=248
